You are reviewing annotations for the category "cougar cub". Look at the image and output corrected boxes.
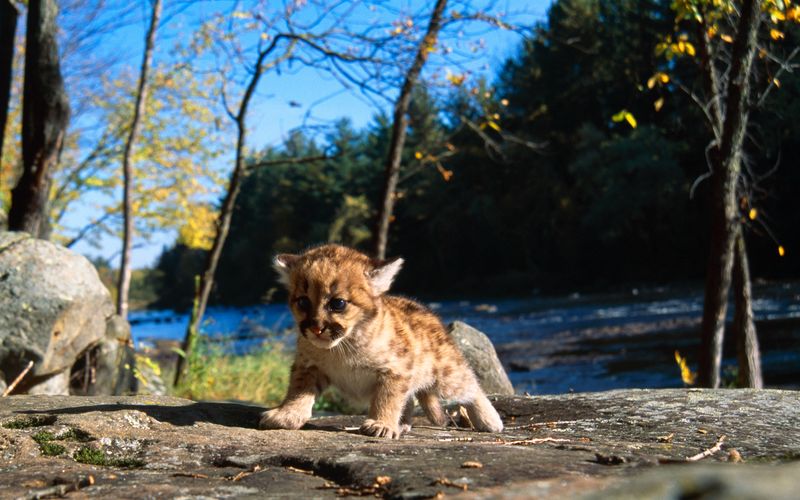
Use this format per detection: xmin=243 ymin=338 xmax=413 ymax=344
xmin=258 ymin=244 xmax=504 ymax=438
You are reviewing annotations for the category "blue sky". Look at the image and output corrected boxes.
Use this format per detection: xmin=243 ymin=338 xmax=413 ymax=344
xmin=61 ymin=0 xmax=553 ymax=268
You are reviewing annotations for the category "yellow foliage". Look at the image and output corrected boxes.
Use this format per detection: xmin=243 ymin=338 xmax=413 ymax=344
xmin=654 ymin=97 xmax=665 ymax=112
xmin=778 ymin=245 xmax=786 ymax=257
xmin=445 ymin=69 xmax=467 ymax=86
xmin=612 ymin=109 xmax=637 ymax=129
xmin=647 ymin=72 xmax=670 ymax=89
xmin=770 ymin=28 xmax=785 ymax=40
xmin=178 ymin=203 xmax=218 ymax=250
xmin=674 ymin=350 xmax=697 ymax=385
xmin=749 ymin=208 xmax=758 ymax=220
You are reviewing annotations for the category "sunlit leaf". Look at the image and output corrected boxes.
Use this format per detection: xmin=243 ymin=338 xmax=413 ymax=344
xmin=445 ymin=69 xmax=466 ymax=86
xmin=612 ymin=109 xmax=637 ymax=129
xmin=486 ymin=120 xmax=501 ymax=132
xmin=720 ymin=34 xmax=734 ymax=43
xmin=654 ymin=97 xmax=664 ymax=111
xmin=770 ymin=28 xmax=785 ymax=40
xmin=779 ymin=245 xmax=786 ymax=257
xmin=749 ymin=208 xmax=757 ymax=220
xmin=674 ymin=350 xmax=697 ymax=385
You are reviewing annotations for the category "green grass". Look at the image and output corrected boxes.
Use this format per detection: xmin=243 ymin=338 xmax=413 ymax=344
xmin=143 ymin=334 xmax=355 ymax=413
xmin=171 ymin=339 xmax=292 ymax=406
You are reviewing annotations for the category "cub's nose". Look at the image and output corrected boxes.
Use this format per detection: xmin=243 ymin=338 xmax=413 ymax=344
xmin=307 ymin=324 xmax=322 ymax=336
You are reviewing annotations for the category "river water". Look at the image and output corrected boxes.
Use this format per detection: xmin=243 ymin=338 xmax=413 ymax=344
xmin=130 ymin=282 xmax=800 ymax=394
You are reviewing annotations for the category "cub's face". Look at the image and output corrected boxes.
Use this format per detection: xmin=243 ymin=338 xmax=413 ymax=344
xmin=274 ymin=245 xmax=402 ymax=349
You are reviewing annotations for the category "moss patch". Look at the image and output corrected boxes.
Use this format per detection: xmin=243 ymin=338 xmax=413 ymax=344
xmin=73 ymin=446 xmax=145 ymax=468
xmin=29 ymin=427 xmax=93 ymax=458
xmin=39 ymin=442 xmax=67 ymax=456
xmin=2 ymin=415 xmax=56 ymax=429
xmin=31 ymin=430 xmax=65 ymax=457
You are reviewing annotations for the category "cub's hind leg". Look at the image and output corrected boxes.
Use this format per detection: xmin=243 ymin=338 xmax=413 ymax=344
xmin=463 ymin=390 xmax=504 ymax=432
xmin=438 ymin=367 xmax=503 ymax=433
xmin=417 ymin=389 xmax=446 ymax=427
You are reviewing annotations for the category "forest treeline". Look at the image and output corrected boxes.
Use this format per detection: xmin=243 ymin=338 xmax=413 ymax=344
xmin=133 ymin=0 xmax=799 ymax=310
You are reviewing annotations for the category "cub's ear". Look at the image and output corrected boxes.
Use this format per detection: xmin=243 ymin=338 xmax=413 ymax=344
xmin=367 ymin=257 xmax=404 ymax=295
xmin=273 ymin=254 xmax=299 ymax=287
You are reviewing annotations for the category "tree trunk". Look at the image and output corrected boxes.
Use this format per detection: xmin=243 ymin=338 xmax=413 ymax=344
xmin=116 ymin=0 xmax=162 ymax=321
xmin=732 ymin=224 xmax=763 ymax=388
xmin=0 ymin=0 xmax=18 ymax=165
xmin=173 ymin=41 xmax=283 ymax=386
xmin=372 ymin=0 xmax=448 ymax=260
xmin=697 ymin=0 xmax=762 ymax=388
xmin=7 ymin=0 xmax=69 ymax=237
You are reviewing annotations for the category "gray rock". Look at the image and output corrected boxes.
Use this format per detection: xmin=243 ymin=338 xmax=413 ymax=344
xmin=0 ymin=231 xmax=115 ymax=394
xmin=578 ymin=462 xmax=800 ymax=500
xmin=0 ymin=389 xmax=797 ymax=498
xmin=448 ymin=320 xmax=515 ymax=395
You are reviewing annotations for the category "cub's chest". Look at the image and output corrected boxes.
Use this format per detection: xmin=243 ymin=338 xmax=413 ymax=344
xmin=316 ymin=357 xmax=379 ymax=403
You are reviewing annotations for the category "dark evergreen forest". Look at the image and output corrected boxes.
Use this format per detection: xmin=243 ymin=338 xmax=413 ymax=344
xmin=149 ymin=0 xmax=800 ymax=310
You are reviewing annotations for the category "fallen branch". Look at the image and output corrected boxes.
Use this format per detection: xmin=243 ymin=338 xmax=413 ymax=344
xmin=686 ymin=435 xmax=726 ymax=462
xmin=2 ymin=360 xmax=34 ymax=397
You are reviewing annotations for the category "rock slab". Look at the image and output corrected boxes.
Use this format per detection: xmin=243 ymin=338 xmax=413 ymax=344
xmin=0 ymin=389 xmax=798 ymax=499
xmin=0 ymin=231 xmax=115 ymax=394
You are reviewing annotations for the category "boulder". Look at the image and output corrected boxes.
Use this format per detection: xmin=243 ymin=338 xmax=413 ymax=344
xmin=448 ymin=320 xmax=515 ymax=395
xmin=0 ymin=231 xmax=116 ymax=394
xmin=0 ymin=389 xmax=797 ymax=498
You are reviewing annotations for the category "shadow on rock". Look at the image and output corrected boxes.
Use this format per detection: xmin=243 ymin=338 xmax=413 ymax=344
xmin=17 ymin=400 xmax=269 ymax=428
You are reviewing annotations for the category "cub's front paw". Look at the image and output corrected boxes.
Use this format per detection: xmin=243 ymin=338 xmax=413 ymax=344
xmin=258 ymin=407 xmax=308 ymax=430
xmin=360 ymin=418 xmax=401 ymax=439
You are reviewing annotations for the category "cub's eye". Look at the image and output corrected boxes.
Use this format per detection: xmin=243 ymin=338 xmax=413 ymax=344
xmin=294 ymin=296 xmax=311 ymax=311
xmin=327 ymin=298 xmax=347 ymax=313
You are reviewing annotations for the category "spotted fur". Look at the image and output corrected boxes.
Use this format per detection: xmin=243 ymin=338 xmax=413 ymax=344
xmin=258 ymin=244 xmax=504 ymax=438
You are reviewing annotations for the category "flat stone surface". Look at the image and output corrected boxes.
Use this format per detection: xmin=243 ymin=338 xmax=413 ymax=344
xmin=0 ymin=389 xmax=798 ymax=498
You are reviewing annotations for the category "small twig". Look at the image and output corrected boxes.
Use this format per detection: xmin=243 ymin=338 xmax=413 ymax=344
xmin=503 ymin=419 xmax=583 ymax=430
xmin=24 ymin=475 xmax=95 ymax=500
xmin=172 ymin=472 xmax=209 ymax=479
xmin=498 ymin=437 xmax=572 ymax=446
xmin=2 ymin=360 xmax=34 ymax=397
xmin=437 ymin=437 xmax=474 ymax=442
xmin=286 ymin=466 xmax=313 ymax=475
xmin=434 ymin=477 xmax=468 ymax=491
xmin=228 ymin=465 xmax=262 ymax=482
xmin=686 ymin=435 xmax=726 ymax=462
